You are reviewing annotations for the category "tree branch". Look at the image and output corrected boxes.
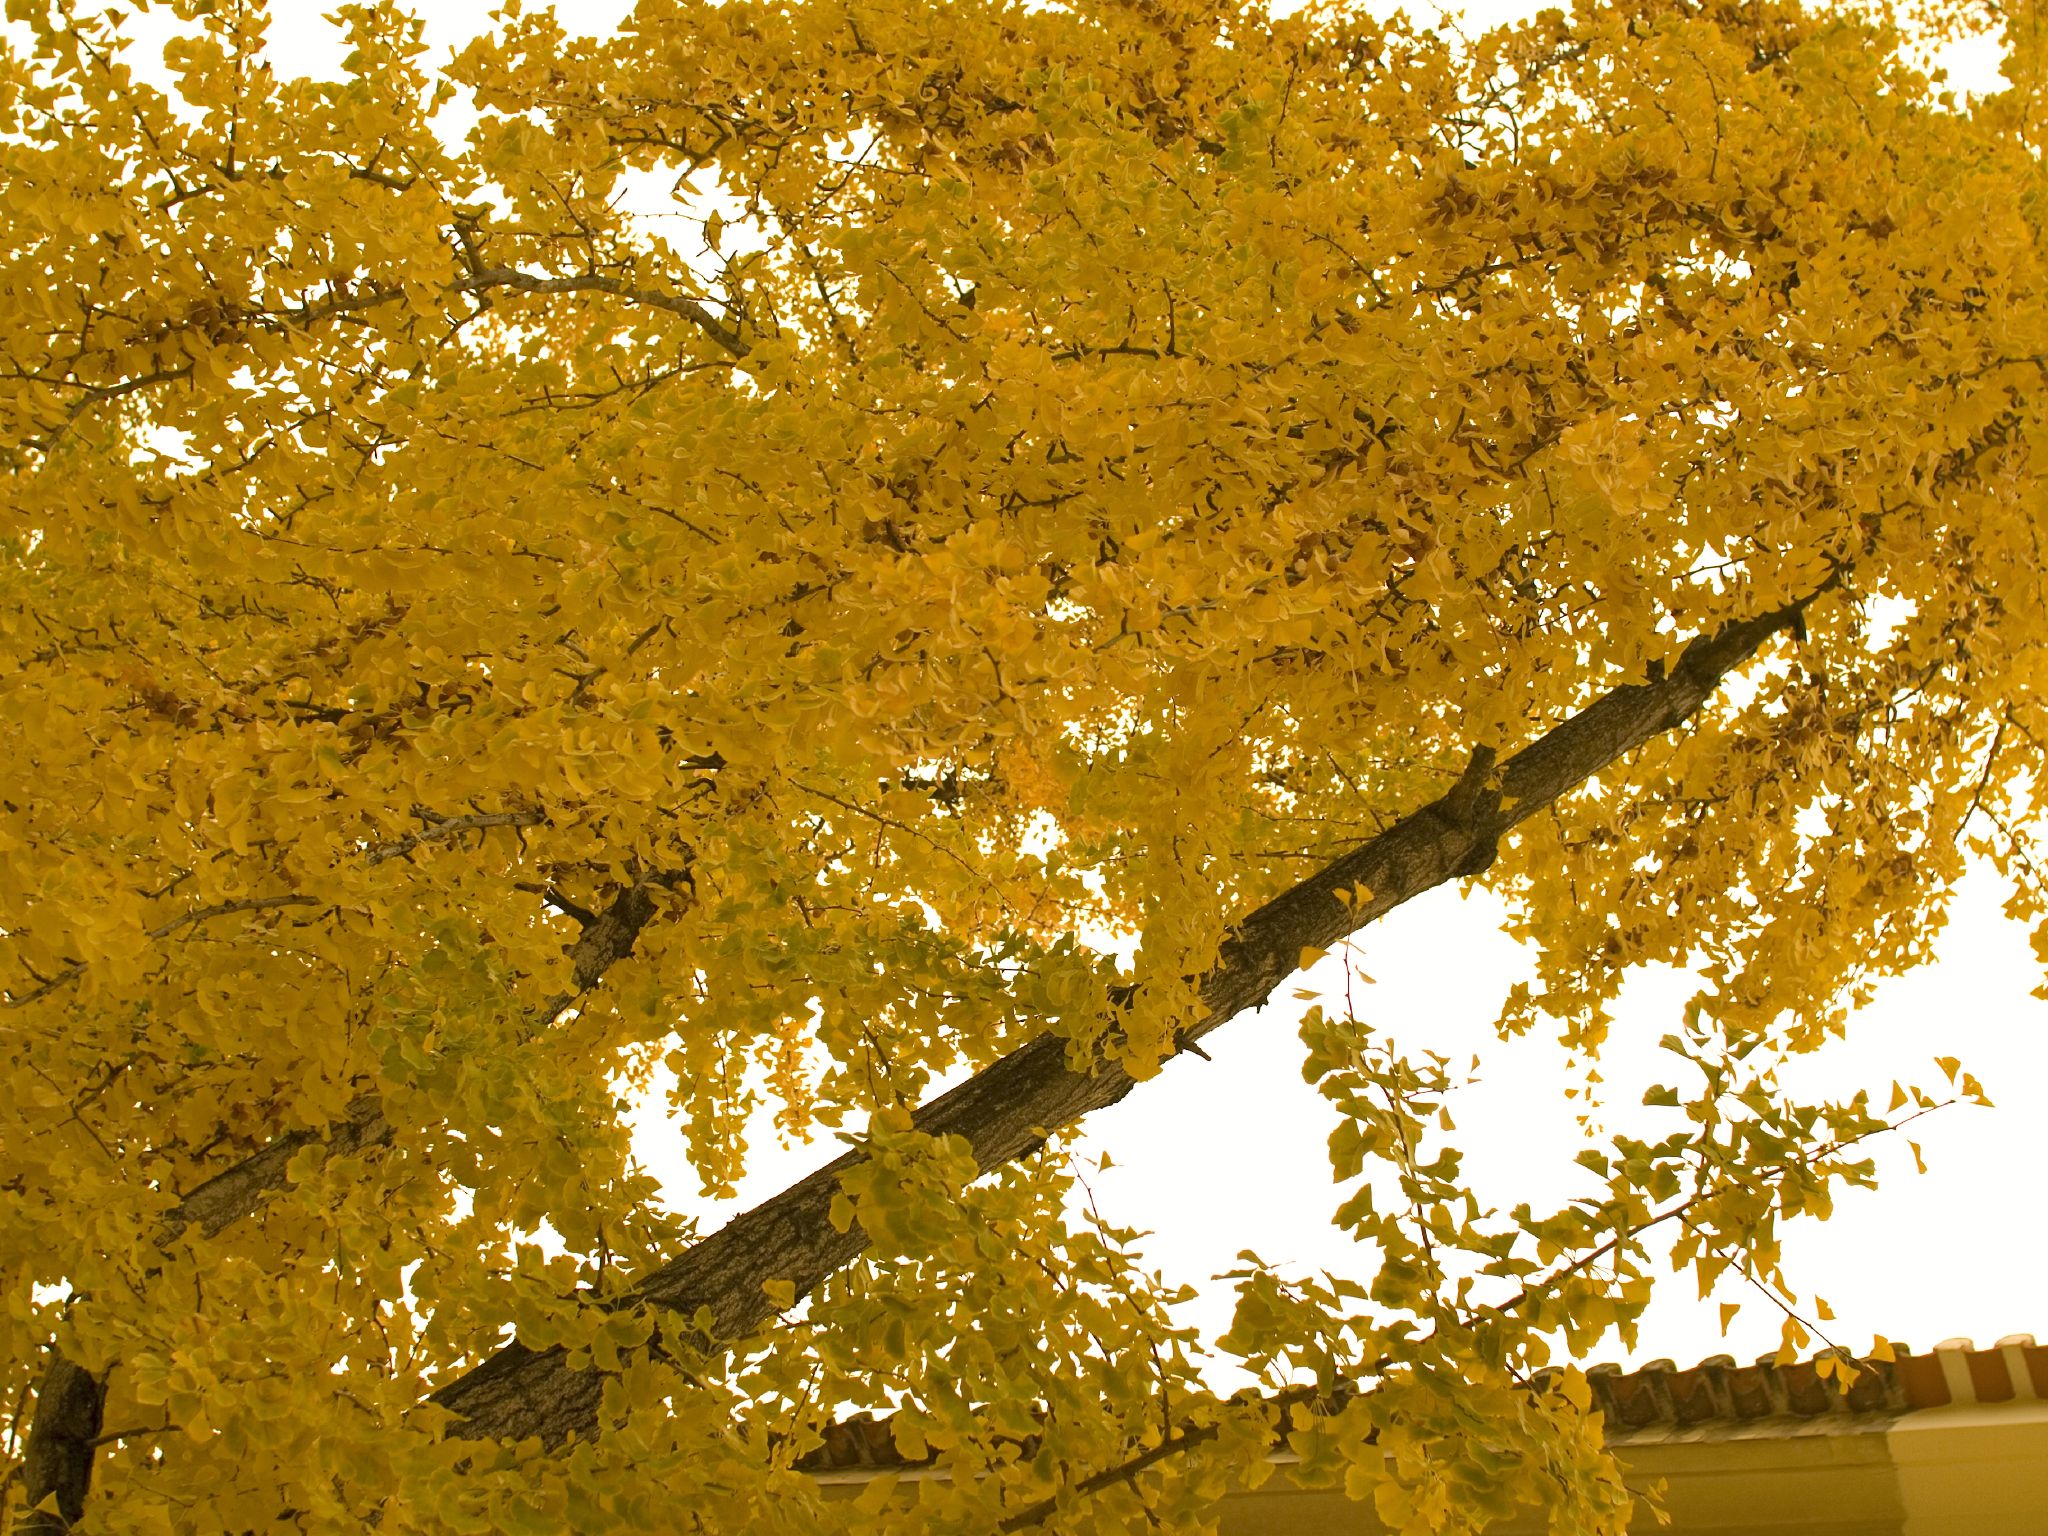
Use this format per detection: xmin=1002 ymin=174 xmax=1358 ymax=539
xmin=429 ymin=592 xmax=1820 ymax=1446
xmin=364 ymin=807 xmax=547 ymax=866
xmin=456 ymin=268 xmax=751 ymax=360
xmin=17 ymin=1354 xmax=103 ymax=1535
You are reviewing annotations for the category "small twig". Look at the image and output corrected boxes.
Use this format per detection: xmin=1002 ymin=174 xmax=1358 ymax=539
xmin=1493 ymin=1095 xmax=1956 ymax=1320
xmin=82 ymin=1423 xmax=174 ymax=1451
xmin=4 ymin=894 xmax=325 ymax=1010
xmin=364 ymin=806 xmax=545 ymax=865
xmin=997 ymin=1386 xmax=1319 ymax=1533
xmin=1956 ymin=717 xmax=2008 ymax=845
xmin=146 ymin=894 xmax=321 ymax=941
xmin=1701 ymin=1225 xmax=1843 ymax=1358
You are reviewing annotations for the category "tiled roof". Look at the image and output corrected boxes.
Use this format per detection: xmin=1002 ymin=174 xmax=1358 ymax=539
xmin=1552 ymin=1334 xmax=2045 ymax=1442
xmin=796 ymin=1335 xmax=2047 ymax=1476
xmin=801 ymin=1412 xmax=926 ymax=1477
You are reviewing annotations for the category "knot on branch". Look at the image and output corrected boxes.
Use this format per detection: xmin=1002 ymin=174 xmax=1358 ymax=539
xmin=1433 ymin=745 xmax=1503 ymax=878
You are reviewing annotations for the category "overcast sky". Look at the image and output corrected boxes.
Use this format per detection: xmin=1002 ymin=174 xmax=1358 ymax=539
xmin=84 ymin=0 xmax=2048 ymax=1376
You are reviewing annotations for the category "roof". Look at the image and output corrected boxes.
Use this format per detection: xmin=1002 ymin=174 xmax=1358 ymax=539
xmin=797 ymin=1334 xmax=2048 ymax=1475
xmin=1559 ymin=1333 xmax=2045 ymax=1443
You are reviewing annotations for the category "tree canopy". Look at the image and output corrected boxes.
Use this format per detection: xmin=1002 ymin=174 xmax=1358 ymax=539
xmin=1 ymin=0 xmax=2042 ymax=1530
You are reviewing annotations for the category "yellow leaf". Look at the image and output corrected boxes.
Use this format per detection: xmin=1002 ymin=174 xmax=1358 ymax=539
xmin=828 ymin=1192 xmax=857 ymax=1233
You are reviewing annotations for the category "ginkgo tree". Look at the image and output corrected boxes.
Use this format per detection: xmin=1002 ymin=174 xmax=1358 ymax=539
xmin=1 ymin=0 xmax=2041 ymax=1529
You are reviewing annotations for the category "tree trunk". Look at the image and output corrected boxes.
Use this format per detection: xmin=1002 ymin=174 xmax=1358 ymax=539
xmin=18 ymin=1353 xmax=104 ymax=1534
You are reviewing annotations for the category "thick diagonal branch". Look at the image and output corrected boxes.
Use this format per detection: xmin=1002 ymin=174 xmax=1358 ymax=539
xmin=430 ymin=595 xmax=1815 ymax=1446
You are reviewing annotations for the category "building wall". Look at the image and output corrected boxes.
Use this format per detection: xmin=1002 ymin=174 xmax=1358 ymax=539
xmin=1212 ymin=1401 xmax=2048 ymax=1534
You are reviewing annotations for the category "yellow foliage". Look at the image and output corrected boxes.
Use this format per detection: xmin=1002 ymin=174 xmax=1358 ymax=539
xmin=0 ymin=0 xmax=2041 ymax=1531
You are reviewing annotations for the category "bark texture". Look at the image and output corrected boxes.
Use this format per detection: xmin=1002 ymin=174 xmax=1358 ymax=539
xmin=18 ymin=1353 xmax=103 ymax=1534
xmin=168 ymin=1090 xmax=393 ymax=1241
xmin=429 ymin=597 xmax=1811 ymax=1446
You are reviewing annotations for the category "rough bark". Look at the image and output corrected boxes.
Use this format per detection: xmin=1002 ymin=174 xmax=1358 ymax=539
xmin=429 ymin=595 xmax=1813 ymax=1446
xmin=18 ymin=1353 xmax=103 ymax=1534
xmin=167 ymin=1091 xmax=394 ymax=1242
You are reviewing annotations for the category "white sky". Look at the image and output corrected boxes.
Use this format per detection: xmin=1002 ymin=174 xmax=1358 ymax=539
xmin=72 ymin=0 xmax=2048 ymax=1375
